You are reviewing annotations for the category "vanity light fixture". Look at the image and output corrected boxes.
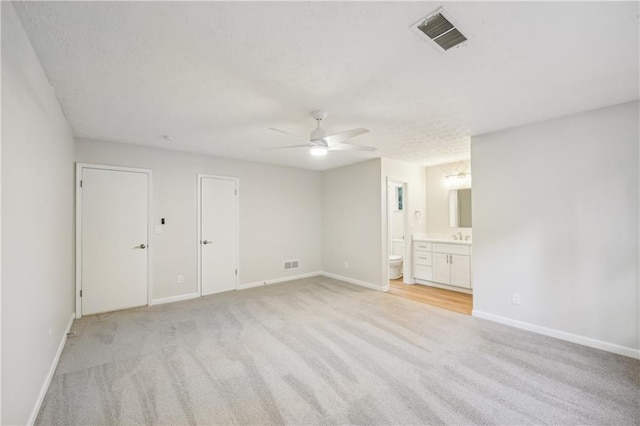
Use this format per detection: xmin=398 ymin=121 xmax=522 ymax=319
xmin=445 ymin=172 xmax=472 ymax=189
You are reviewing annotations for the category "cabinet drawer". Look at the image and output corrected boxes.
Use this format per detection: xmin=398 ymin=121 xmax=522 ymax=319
xmin=432 ymin=243 xmax=470 ymax=256
xmin=413 ymin=242 xmax=432 ymax=252
xmin=414 ymin=252 xmax=432 ymax=266
xmin=414 ymin=265 xmax=432 ymax=281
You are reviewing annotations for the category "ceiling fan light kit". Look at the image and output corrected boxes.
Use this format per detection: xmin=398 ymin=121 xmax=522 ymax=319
xmin=269 ymin=110 xmax=375 ymax=157
xmin=310 ymin=146 xmax=328 ymax=156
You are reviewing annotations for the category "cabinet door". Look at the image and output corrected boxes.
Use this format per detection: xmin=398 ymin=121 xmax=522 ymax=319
xmin=432 ymin=252 xmax=451 ymax=285
xmin=450 ymin=255 xmax=471 ymax=288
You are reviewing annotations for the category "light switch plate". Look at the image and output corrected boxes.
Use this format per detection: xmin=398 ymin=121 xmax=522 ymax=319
xmin=512 ymin=293 xmax=521 ymax=305
xmin=155 ymin=225 xmax=162 ymax=234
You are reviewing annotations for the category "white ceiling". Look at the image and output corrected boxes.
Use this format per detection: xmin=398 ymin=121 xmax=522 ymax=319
xmin=14 ymin=1 xmax=639 ymax=171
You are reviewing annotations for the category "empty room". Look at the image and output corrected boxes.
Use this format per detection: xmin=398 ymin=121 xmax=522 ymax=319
xmin=1 ymin=1 xmax=639 ymax=425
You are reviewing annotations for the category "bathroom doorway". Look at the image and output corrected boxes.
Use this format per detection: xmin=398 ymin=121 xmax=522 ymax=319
xmin=387 ymin=180 xmax=408 ymax=286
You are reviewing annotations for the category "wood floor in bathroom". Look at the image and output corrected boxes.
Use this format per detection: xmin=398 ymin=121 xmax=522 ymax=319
xmin=388 ymin=279 xmax=473 ymax=315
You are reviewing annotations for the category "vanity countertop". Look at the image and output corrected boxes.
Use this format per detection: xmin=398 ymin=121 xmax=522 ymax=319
xmin=412 ymin=237 xmax=472 ymax=246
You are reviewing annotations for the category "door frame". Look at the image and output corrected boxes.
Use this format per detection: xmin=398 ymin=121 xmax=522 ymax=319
xmin=384 ymin=177 xmax=410 ymax=290
xmin=75 ymin=163 xmax=153 ymax=318
xmin=196 ymin=174 xmax=240 ymax=296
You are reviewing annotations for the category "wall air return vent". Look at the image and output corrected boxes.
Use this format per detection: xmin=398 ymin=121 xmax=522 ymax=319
xmin=284 ymin=260 xmax=299 ymax=270
xmin=412 ymin=8 xmax=469 ymax=52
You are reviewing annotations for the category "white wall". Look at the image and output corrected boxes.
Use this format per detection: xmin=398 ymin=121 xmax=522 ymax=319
xmin=322 ymin=159 xmax=383 ymax=288
xmin=390 ymin=211 xmax=404 ymax=241
xmin=75 ymin=138 xmax=322 ymax=299
xmin=425 ymin=161 xmax=472 ymax=238
xmin=472 ymin=101 xmax=639 ymax=357
xmin=382 ymin=158 xmax=428 ymax=284
xmin=1 ymin=3 xmax=76 ymax=423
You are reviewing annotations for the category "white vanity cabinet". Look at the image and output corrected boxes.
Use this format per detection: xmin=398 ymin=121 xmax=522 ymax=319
xmin=432 ymin=252 xmax=451 ymax=284
xmin=413 ymin=240 xmax=472 ymax=291
xmin=434 ymin=253 xmax=471 ymax=288
xmin=450 ymin=255 xmax=471 ymax=288
xmin=412 ymin=242 xmax=433 ymax=281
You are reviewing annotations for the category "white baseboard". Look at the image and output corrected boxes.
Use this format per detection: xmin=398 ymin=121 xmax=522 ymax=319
xmin=237 ymin=281 xmax=264 ymax=290
xmin=321 ymin=271 xmax=385 ymax=291
xmin=414 ymin=279 xmax=473 ymax=294
xmin=28 ymin=313 xmax=75 ymax=425
xmin=472 ymin=310 xmax=640 ymax=360
xmin=150 ymin=292 xmax=199 ymax=306
xmin=238 ymin=271 xmax=322 ymax=290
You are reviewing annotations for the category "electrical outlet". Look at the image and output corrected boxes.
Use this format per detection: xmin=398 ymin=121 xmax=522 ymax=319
xmin=48 ymin=329 xmax=52 ymax=347
xmin=177 ymin=275 xmax=184 ymax=284
xmin=512 ymin=293 xmax=521 ymax=305
xmin=344 ymin=261 xmax=349 ymax=269
xmin=155 ymin=225 xmax=162 ymax=234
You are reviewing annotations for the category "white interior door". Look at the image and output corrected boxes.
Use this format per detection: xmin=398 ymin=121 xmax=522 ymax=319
xmin=200 ymin=176 xmax=238 ymax=296
xmin=81 ymin=167 xmax=149 ymax=315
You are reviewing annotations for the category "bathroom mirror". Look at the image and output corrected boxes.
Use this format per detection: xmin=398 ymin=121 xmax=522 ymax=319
xmin=449 ymin=188 xmax=472 ymax=228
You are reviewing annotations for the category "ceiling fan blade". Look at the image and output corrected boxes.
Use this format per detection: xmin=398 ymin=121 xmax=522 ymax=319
xmin=267 ymin=144 xmax=310 ymax=150
xmin=324 ymin=128 xmax=369 ymax=145
xmin=329 ymin=142 xmax=377 ymax=152
xmin=269 ymin=127 xmax=308 ymax=141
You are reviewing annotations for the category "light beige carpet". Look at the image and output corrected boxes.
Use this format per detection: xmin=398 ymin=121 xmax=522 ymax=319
xmin=37 ymin=276 xmax=639 ymax=425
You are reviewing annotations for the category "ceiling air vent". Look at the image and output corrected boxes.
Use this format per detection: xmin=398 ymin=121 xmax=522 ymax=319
xmin=412 ymin=9 xmax=468 ymax=52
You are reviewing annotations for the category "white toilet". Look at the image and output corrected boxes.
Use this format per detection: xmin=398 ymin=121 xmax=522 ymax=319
xmin=389 ymin=240 xmax=404 ymax=279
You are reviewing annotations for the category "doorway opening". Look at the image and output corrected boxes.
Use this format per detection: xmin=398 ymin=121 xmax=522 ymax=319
xmin=384 ymin=177 xmax=473 ymax=315
xmin=387 ymin=180 xmax=407 ymax=286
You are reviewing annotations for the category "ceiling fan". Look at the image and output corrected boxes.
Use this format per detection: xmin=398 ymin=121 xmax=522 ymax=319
xmin=269 ymin=110 xmax=376 ymax=156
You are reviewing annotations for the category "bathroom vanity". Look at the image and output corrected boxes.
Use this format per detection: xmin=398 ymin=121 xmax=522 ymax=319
xmin=412 ymin=237 xmax=472 ymax=293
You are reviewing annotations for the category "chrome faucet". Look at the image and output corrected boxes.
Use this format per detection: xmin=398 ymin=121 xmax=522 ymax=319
xmin=457 ymin=231 xmax=463 ymax=240
xmin=452 ymin=234 xmax=458 ymax=240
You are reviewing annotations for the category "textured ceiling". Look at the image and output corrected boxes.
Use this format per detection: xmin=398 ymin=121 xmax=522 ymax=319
xmin=14 ymin=1 xmax=640 ymax=171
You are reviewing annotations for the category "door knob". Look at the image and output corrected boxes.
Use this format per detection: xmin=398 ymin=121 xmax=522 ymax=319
xmin=138 ymin=244 xmax=147 ymax=249
xmin=202 ymin=240 xmax=212 ymax=245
